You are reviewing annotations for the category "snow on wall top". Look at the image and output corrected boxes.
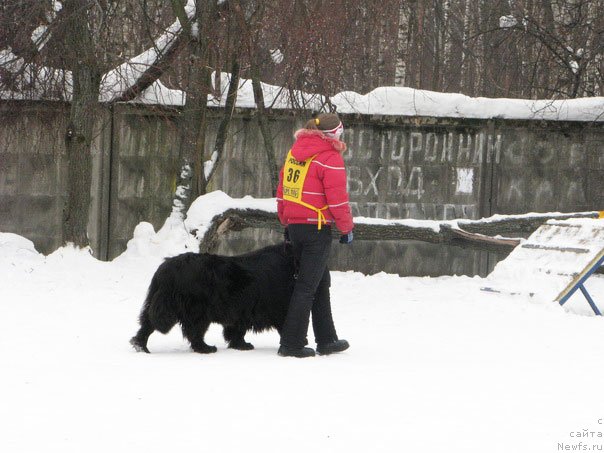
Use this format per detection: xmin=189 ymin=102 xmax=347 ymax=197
xmin=331 ymin=87 xmax=604 ymax=122
xmin=137 ymin=72 xmax=604 ymax=123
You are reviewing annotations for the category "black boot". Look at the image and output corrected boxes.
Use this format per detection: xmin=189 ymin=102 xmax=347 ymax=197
xmin=317 ymin=339 xmax=349 ymax=355
xmin=278 ymin=345 xmax=316 ymax=358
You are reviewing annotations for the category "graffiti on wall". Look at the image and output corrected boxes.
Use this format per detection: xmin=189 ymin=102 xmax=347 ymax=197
xmin=342 ymin=129 xmax=503 ymax=220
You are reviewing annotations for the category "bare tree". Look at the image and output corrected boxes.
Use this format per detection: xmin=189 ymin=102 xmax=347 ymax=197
xmin=498 ymin=0 xmax=604 ymax=98
xmin=390 ymin=0 xmax=603 ymax=99
xmin=0 ymin=1 xmax=193 ymax=247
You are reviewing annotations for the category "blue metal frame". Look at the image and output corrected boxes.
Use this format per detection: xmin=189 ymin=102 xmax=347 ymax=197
xmin=558 ymin=254 xmax=604 ymax=316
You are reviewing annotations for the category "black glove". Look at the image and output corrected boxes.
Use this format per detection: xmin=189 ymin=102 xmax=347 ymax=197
xmin=284 ymin=228 xmax=291 ymax=245
xmin=339 ymin=231 xmax=353 ymax=244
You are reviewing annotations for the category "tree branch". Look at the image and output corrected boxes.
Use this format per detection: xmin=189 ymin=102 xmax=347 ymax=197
xmin=105 ymin=0 xmax=196 ymax=103
xmin=110 ymin=34 xmax=187 ymax=102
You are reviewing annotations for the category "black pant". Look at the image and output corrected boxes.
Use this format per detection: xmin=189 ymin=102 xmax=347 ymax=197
xmin=280 ymin=224 xmax=338 ymax=349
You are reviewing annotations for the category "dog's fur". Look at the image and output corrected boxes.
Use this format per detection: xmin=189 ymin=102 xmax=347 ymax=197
xmin=130 ymin=244 xmax=296 ymax=353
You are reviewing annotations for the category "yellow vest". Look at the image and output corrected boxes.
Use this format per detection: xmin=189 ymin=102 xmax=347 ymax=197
xmin=282 ymin=150 xmax=328 ymax=229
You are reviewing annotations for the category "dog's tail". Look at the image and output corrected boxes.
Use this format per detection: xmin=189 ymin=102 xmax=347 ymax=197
xmin=143 ymin=274 xmax=178 ymax=334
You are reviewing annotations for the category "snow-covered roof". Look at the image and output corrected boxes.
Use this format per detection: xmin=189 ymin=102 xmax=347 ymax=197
xmin=135 ymin=74 xmax=604 ymax=123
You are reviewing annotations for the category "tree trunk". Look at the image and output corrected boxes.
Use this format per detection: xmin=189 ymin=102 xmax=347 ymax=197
xmin=405 ymin=3 xmax=418 ymax=87
xmin=63 ymin=68 xmax=101 ymax=247
xmin=539 ymin=0 xmax=555 ymax=96
xmin=394 ymin=4 xmax=409 ymax=86
xmin=251 ymin=62 xmax=279 ymax=196
xmin=460 ymin=0 xmax=473 ymax=94
xmin=442 ymin=0 xmax=452 ymax=90
xmin=173 ymin=0 xmax=215 ymax=207
xmin=433 ymin=0 xmax=442 ymax=91
xmin=61 ymin=1 xmax=102 ymax=248
xmin=205 ymin=57 xmax=241 ymax=184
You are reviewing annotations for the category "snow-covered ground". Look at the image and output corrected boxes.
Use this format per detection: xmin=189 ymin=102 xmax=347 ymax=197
xmin=2 ymin=210 xmax=604 ymax=452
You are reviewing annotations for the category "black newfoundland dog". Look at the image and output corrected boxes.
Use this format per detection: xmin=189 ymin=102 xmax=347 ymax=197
xmin=130 ymin=244 xmax=296 ymax=353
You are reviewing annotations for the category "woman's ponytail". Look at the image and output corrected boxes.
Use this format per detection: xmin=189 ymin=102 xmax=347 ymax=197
xmin=304 ymin=117 xmax=320 ymax=130
xmin=304 ymin=114 xmax=340 ymax=131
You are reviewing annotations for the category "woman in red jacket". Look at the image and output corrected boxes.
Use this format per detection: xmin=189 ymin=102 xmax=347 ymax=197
xmin=276 ymin=113 xmax=354 ymax=358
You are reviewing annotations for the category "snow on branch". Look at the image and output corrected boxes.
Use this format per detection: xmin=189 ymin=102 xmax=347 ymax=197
xmin=101 ymin=0 xmax=196 ymax=103
xmin=499 ymin=15 xmax=518 ymax=29
xmin=29 ymin=1 xmax=62 ymax=52
xmin=0 ymin=47 xmax=71 ymax=101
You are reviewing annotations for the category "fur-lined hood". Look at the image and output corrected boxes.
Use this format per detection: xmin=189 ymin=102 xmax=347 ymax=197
xmin=292 ymin=129 xmax=347 ymax=159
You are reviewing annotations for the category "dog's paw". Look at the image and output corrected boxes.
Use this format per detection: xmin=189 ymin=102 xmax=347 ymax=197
xmin=193 ymin=344 xmax=218 ymax=354
xmin=228 ymin=341 xmax=254 ymax=351
xmin=130 ymin=337 xmax=150 ymax=353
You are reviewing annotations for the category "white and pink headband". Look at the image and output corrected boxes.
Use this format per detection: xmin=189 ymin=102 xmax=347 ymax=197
xmin=322 ymin=121 xmax=344 ymax=140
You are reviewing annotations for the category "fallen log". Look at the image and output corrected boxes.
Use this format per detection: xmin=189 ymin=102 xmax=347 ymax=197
xmin=193 ymin=208 xmax=599 ymax=254
xmin=457 ymin=212 xmax=600 ymax=236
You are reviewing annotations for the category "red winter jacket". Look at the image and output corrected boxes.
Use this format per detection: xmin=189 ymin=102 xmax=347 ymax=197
xmin=277 ymin=129 xmax=354 ymax=234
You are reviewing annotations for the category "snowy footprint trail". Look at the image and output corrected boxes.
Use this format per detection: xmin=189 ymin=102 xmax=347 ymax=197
xmin=1 ymin=233 xmax=604 ymax=453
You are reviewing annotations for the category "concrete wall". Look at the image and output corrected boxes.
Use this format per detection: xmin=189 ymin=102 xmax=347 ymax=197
xmin=0 ymin=102 xmax=112 ymax=256
xmin=107 ymin=106 xmax=181 ymax=259
xmin=1 ymin=101 xmax=602 ymax=276
xmin=212 ymin=114 xmax=603 ymax=276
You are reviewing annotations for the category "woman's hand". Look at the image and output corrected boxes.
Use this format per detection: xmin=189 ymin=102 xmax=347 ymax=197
xmin=339 ymin=231 xmax=353 ymax=244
